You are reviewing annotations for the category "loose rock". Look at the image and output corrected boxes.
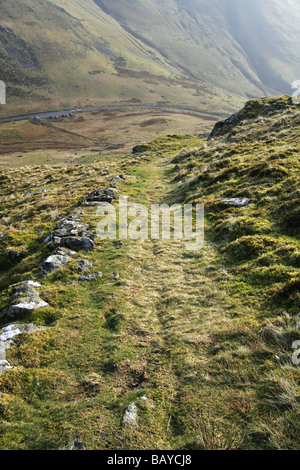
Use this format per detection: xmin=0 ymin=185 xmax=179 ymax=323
xmin=7 ymin=281 xmax=49 ymax=318
xmin=41 ymin=254 xmax=71 ymax=276
xmin=78 ymin=272 xmax=102 ymax=282
xmin=86 ymin=188 xmax=118 ymax=204
xmin=221 ymin=198 xmax=252 ymax=208
xmin=67 ymin=439 xmax=86 ymax=451
xmin=77 ymin=259 xmax=93 ymax=273
xmin=122 ymin=403 xmax=139 ymax=427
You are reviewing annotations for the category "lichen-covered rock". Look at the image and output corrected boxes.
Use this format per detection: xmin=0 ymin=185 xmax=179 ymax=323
xmin=7 ymin=281 xmax=49 ymax=318
xmin=48 ymin=215 xmax=95 ymax=252
xmin=41 ymin=254 xmax=71 ymax=276
xmin=0 ymin=323 xmax=45 ymax=342
xmin=76 ymin=259 xmax=93 ymax=273
xmin=52 ymin=215 xmax=88 ymax=238
xmin=122 ymin=403 xmax=139 ymax=427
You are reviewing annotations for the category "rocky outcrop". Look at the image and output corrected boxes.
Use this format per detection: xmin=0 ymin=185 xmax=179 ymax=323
xmin=41 ymin=213 xmax=96 ymax=275
xmin=208 ymin=115 xmax=239 ymax=141
xmin=49 ymin=214 xmax=95 ymax=252
xmin=208 ymin=97 xmax=291 ymax=141
xmin=132 ymin=144 xmax=151 ymax=154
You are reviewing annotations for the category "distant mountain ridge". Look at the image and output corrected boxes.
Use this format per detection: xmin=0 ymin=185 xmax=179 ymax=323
xmin=0 ymin=0 xmax=299 ymax=116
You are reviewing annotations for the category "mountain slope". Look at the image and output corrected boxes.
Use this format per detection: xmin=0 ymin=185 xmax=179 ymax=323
xmin=0 ymin=98 xmax=299 ymax=449
xmin=96 ymin=0 xmax=300 ymax=94
xmin=0 ymin=0 xmax=300 ymax=116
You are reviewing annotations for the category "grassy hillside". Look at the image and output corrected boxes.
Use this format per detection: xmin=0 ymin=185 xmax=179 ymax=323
xmin=0 ymin=0 xmax=238 ymax=117
xmin=1 ymin=0 xmax=300 ymax=117
xmin=0 ymin=97 xmax=299 ymax=449
xmin=96 ymin=0 xmax=300 ymax=96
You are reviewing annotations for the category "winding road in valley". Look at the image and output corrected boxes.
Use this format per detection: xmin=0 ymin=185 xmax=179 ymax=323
xmin=0 ymin=104 xmax=224 ymax=124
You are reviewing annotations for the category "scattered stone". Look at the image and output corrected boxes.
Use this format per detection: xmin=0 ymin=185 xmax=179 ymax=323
xmin=24 ymin=189 xmax=47 ymax=197
xmin=52 ymin=215 xmax=89 ymax=239
xmin=82 ymin=201 xmax=107 ymax=207
xmin=79 ymin=272 xmax=102 ymax=282
xmin=7 ymin=281 xmax=49 ymax=318
xmin=112 ymin=175 xmax=126 ymax=182
xmin=86 ymin=188 xmax=118 ymax=204
xmin=41 ymin=254 xmax=71 ymax=276
xmin=122 ymin=403 xmax=139 ymax=427
xmin=114 ymin=241 xmax=124 ymax=248
xmin=112 ymin=272 xmax=120 ymax=280
xmin=67 ymin=440 xmax=86 ymax=451
xmin=77 ymin=259 xmax=93 ymax=273
xmin=221 ymin=198 xmax=252 ymax=208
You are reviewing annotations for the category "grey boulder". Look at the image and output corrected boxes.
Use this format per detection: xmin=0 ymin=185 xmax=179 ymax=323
xmin=122 ymin=403 xmax=139 ymax=427
xmin=7 ymin=281 xmax=49 ymax=318
xmin=77 ymin=259 xmax=93 ymax=273
xmin=221 ymin=198 xmax=252 ymax=208
xmin=41 ymin=254 xmax=71 ymax=275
